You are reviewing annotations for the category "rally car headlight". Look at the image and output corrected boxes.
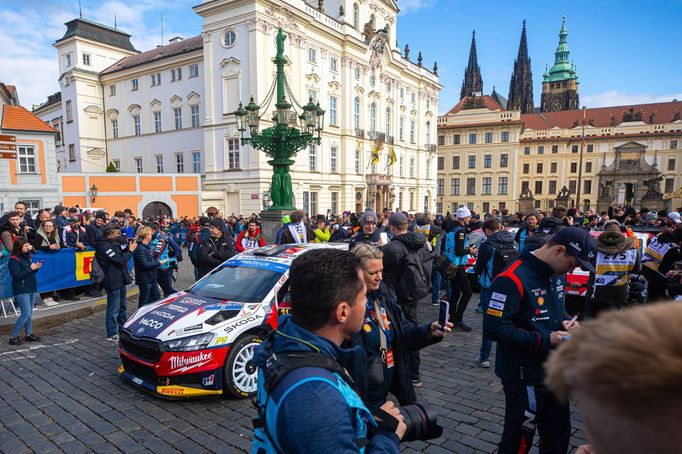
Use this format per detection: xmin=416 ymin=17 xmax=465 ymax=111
xmin=163 ymin=333 xmax=215 ymax=352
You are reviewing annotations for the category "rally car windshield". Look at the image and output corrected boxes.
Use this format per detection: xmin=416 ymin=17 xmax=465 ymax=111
xmin=188 ymin=261 xmax=285 ymax=303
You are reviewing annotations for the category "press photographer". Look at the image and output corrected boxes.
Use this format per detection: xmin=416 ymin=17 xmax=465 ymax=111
xmin=252 ymin=249 xmax=404 ymax=453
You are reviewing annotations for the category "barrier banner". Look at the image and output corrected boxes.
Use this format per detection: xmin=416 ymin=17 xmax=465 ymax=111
xmin=34 ymin=248 xmax=133 ymax=293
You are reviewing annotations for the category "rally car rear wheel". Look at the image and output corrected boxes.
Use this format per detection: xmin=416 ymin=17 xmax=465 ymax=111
xmin=223 ymin=334 xmax=262 ymax=398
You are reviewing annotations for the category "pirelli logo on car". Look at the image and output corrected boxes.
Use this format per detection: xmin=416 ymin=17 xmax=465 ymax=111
xmin=487 ymin=308 xmax=503 ymax=317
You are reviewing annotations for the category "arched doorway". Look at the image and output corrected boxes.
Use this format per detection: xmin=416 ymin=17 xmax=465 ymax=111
xmin=142 ymin=201 xmax=172 ymax=220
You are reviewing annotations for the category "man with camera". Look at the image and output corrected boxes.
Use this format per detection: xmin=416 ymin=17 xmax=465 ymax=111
xmin=483 ymin=228 xmax=596 ymax=454
xmin=252 ymin=249 xmax=405 ymax=453
xmin=96 ymin=223 xmax=136 ymax=341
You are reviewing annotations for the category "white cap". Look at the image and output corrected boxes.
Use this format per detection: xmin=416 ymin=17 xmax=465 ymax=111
xmin=456 ymin=206 xmax=472 ymax=219
xmin=668 ymin=212 xmax=682 ymax=224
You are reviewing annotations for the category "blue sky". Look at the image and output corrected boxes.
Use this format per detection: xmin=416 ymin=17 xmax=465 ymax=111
xmin=1 ymin=0 xmax=680 ymax=112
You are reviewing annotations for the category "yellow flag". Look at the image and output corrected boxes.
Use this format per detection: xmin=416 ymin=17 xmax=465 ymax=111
xmin=388 ymin=146 xmax=396 ymax=166
xmin=371 ymin=143 xmax=380 ymax=165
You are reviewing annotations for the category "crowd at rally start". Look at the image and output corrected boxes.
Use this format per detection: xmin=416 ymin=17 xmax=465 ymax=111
xmin=3 ymin=200 xmax=682 ymax=453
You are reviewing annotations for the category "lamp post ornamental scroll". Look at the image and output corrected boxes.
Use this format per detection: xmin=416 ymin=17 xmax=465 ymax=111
xmin=234 ymin=28 xmax=325 ymax=211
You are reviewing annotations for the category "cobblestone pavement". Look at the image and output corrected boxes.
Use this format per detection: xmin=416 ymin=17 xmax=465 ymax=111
xmin=0 ymin=259 xmax=588 ymax=453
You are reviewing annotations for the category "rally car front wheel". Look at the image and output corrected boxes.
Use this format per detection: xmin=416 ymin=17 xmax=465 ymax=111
xmin=223 ymin=334 xmax=262 ymax=398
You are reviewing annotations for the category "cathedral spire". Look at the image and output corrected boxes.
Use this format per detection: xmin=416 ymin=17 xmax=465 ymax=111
xmin=460 ymin=30 xmax=483 ymax=100
xmin=507 ymin=20 xmax=534 ymax=113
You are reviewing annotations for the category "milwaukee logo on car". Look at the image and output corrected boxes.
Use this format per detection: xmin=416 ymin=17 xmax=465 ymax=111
xmin=168 ymin=352 xmax=214 ymax=373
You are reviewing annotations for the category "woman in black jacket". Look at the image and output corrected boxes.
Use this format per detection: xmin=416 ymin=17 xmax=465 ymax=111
xmin=133 ymin=226 xmax=163 ymax=307
xmin=8 ymin=237 xmax=42 ymax=345
xmin=343 ymin=244 xmax=451 ymax=407
xmin=30 ymin=219 xmax=62 ymax=252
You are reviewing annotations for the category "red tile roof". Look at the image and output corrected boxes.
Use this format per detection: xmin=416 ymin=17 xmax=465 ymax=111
xmin=521 ymin=101 xmax=682 ymax=130
xmin=1 ymin=105 xmax=56 ymax=133
xmin=447 ymin=95 xmax=505 ymax=115
xmin=101 ymin=35 xmax=203 ymax=75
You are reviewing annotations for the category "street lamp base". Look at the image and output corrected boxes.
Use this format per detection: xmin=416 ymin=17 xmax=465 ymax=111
xmin=259 ymin=208 xmax=292 ymax=245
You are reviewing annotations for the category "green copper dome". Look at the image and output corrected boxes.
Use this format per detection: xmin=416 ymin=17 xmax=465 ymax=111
xmin=545 ymin=16 xmax=578 ymax=83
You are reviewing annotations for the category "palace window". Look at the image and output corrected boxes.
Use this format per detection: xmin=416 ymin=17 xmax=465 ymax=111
xmin=523 ymin=163 xmax=529 ymax=174
xmin=330 ymin=146 xmax=338 ymax=172
xmin=500 ymin=153 xmax=508 ymax=168
xmin=437 ymin=156 xmax=444 ymax=170
xmin=452 ymin=155 xmax=460 ymax=170
xmin=551 ymin=145 xmax=558 ymax=153
xmin=468 ymin=155 xmax=476 ymax=169
xmin=370 ymin=102 xmax=377 ymax=132
xmin=437 ymin=179 xmax=444 ymax=196
xmin=538 ymin=146 xmax=544 ymax=155
xmin=482 ymin=177 xmax=492 ymax=195
xmin=501 ymin=131 xmax=510 ymax=142
xmin=485 ymin=132 xmax=493 ymax=143
xmin=549 ymin=180 xmax=557 ymax=194
xmin=176 ymin=153 xmax=185 ymax=173
xmin=586 ymin=161 xmax=592 ymax=173
xmin=154 ymin=112 xmax=162 ymax=133
xmin=466 ymin=178 xmax=476 ymax=195
xmin=410 ymin=119 xmax=415 ymax=143
xmin=135 ymin=157 xmax=143 ymax=173
xmin=453 ymin=134 xmax=461 ymax=144
xmin=191 ymin=105 xmax=200 ymax=127
xmin=409 ymin=157 xmax=415 ymax=177
xmin=354 ymin=97 xmax=360 ymax=130
xmin=498 ymin=177 xmax=508 ymax=195
xmin=131 ymin=79 xmax=139 ymax=91
xmin=309 ymin=144 xmax=317 ymax=171
xmin=227 ymin=138 xmax=240 ymax=169
xmin=535 ymin=181 xmax=543 ymax=194
xmin=385 ymin=108 xmax=391 ymax=134
xmin=189 ymin=64 xmax=199 ymax=78
xmin=111 ymin=119 xmax=118 ymax=139
xmin=668 ymin=158 xmax=676 ymax=171
xmin=155 ymin=155 xmax=164 ymax=173
xmin=587 ymin=144 xmax=594 ymax=152
xmin=584 ymin=180 xmax=592 ymax=194
xmin=484 ymin=154 xmax=492 ymax=168
xmin=570 ymin=162 xmax=578 ymax=173
xmin=665 ymin=178 xmax=675 ymax=193
xmin=174 ymin=108 xmax=182 ymax=130
xmin=329 ymin=96 xmax=338 ymax=126
xmin=355 ymin=149 xmax=361 ymax=174
xmin=523 ymin=146 xmax=530 ymax=155
xmin=438 ymin=135 xmax=445 ymax=146
xmin=451 ymin=178 xmax=460 ymax=195
xmin=551 ymin=162 xmax=557 ymax=173
xmin=469 ymin=133 xmax=477 ymax=144
xmin=133 ymin=115 xmax=141 ymax=136
xmin=192 ymin=152 xmax=201 ymax=173
xmin=536 ymin=163 xmax=543 ymax=173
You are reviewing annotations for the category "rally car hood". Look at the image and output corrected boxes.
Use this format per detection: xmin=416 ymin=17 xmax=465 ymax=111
xmin=123 ymin=291 xmax=263 ymax=341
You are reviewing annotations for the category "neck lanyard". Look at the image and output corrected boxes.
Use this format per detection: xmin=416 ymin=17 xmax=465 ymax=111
xmin=367 ymin=297 xmax=389 ymax=361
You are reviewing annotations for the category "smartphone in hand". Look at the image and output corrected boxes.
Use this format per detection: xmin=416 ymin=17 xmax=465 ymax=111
xmin=438 ymin=300 xmax=450 ymax=331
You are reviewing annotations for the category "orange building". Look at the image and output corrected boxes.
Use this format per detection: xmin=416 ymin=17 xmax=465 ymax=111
xmin=59 ymin=173 xmax=202 ymax=218
xmin=0 ymin=104 xmax=60 ymax=215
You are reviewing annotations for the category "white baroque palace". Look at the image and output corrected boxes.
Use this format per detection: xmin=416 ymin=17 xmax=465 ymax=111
xmin=34 ymin=0 xmax=442 ymax=215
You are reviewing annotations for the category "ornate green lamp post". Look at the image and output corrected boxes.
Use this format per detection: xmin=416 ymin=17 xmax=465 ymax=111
xmin=234 ymin=28 xmax=325 ymax=211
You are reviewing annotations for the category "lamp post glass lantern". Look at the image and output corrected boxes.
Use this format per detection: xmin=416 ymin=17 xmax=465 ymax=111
xmin=234 ymin=28 xmax=325 ymax=211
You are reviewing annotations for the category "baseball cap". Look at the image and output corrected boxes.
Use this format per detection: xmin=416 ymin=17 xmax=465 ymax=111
xmin=199 ymin=216 xmax=211 ymax=227
xmin=551 ymin=228 xmax=597 ymax=273
xmin=359 ymin=210 xmax=378 ymax=226
xmin=455 ymin=206 xmax=472 ymax=219
xmin=388 ymin=211 xmax=408 ymax=227
xmin=667 ymin=212 xmax=682 ymax=224
xmin=95 ymin=210 xmax=107 ymax=220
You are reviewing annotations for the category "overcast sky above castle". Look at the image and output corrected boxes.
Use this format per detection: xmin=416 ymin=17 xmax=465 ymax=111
xmin=2 ymin=0 xmax=680 ymax=112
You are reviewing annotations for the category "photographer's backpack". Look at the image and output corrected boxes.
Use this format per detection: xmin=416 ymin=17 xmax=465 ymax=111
xmin=488 ymin=240 xmax=519 ymax=278
xmin=397 ymin=242 xmax=432 ymax=304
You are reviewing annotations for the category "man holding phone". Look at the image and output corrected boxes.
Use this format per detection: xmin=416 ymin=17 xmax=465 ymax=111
xmin=483 ymin=228 xmax=596 ymax=454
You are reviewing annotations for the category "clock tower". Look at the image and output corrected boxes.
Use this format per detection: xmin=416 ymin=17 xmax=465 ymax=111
xmin=540 ymin=16 xmax=579 ymax=112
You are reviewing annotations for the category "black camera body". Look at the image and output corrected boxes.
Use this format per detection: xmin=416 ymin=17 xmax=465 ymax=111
xmin=370 ymin=403 xmax=443 ymax=442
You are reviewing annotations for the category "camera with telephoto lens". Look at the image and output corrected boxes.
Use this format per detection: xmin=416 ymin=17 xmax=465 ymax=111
xmin=370 ymin=403 xmax=443 ymax=442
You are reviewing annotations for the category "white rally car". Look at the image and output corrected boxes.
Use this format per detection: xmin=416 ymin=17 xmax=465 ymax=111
xmin=117 ymin=243 xmax=345 ymax=398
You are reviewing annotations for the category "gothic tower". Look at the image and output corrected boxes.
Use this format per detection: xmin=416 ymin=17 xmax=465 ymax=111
xmin=540 ymin=16 xmax=579 ymax=112
xmin=460 ymin=31 xmax=483 ymax=99
xmin=507 ymin=20 xmax=534 ymax=113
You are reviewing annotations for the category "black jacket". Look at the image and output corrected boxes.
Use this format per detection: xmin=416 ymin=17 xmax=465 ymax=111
xmin=381 ymin=231 xmax=431 ymax=304
xmin=95 ymin=238 xmax=133 ymax=291
xmin=86 ymin=223 xmax=104 ymax=248
xmin=483 ymin=251 xmax=570 ymax=385
xmin=197 ymin=233 xmax=236 ymax=278
xmin=133 ymin=242 xmax=161 ymax=284
xmin=340 ymin=282 xmax=439 ymax=406
xmin=348 ymin=230 xmax=381 ymax=250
